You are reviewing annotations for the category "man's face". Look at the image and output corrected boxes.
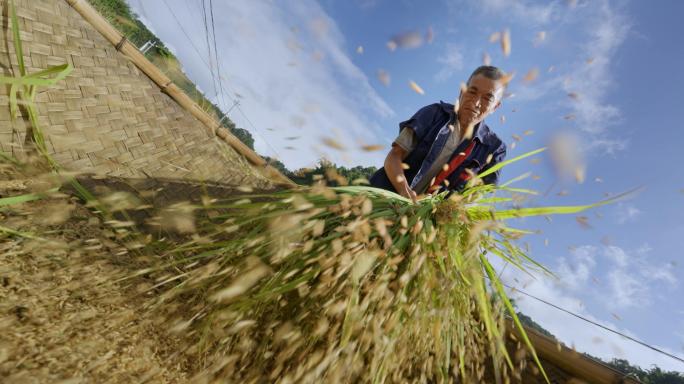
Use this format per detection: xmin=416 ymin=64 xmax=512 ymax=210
xmin=457 ymin=74 xmax=504 ymax=128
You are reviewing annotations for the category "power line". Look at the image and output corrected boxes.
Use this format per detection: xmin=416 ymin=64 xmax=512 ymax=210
xmin=160 ymin=0 xmax=282 ymax=161
xmin=200 ymin=0 xmax=218 ymax=100
xmin=203 ymin=0 xmax=283 ymax=162
xmin=500 ymin=280 xmax=684 ymax=366
xmin=161 ymin=0 xmax=212 ymax=69
xmin=207 ymin=0 xmax=235 ymax=128
xmin=208 ymin=0 xmax=225 ymax=104
xmin=235 ymin=104 xmax=283 ymax=162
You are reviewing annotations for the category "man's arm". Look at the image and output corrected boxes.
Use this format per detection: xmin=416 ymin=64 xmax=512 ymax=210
xmin=382 ymin=103 xmax=440 ymax=201
xmin=384 ymin=144 xmax=418 ymax=203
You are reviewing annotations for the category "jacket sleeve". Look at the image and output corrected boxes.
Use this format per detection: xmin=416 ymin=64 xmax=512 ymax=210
xmin=398 ymin=103 xmax=440 ymax=142
xmin=480 ymin=141 xmax=507 ymax=186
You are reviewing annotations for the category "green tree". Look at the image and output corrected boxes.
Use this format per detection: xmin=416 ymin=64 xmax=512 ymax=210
xmin=262 ymin=157 xmax=291 ymax=177
xmin=286 ymin=159 xmax=377 ymax=186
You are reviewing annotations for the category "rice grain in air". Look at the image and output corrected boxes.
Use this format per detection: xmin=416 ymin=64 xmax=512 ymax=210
xmin=361 ymin=144 xmax=384 ymax=152
xmin=501 ymin=29 xmax=511 ymax=56
xmin=377 ymin=69 xmax=391 ymax=86
xmin=321 ymin=137 xmax=346 ymax=150
xmin=489 ymin=31 xmax=501 ymax=43
xmin=211 ymin=260 xmax=271 ymax=303
xmin=523 ymin=68 xmax=539 ymax=83
xmin=409 ymin=80 xmax=425 ymax=95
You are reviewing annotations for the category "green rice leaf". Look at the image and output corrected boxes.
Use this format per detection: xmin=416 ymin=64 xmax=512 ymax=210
xmin=0 ymin=224 xmax=46 ymax=241
xmin=0 ymin=188 xmax=58 ymax=207
xmin=478 ymin=147 xmax=547 ymax=179
xmin=9 ymin=0 xmax=25 ymax=77
xmin=332 ymin=185 xmax=412 ymax=203
xmin=481 ymin=254 xmax=550 ymax=383
xmin=500 ymin=172 xmax=532 ymax=187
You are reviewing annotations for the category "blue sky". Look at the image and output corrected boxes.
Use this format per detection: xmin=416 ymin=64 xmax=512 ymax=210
xmin=126 ymin=0 xmax=684 ymax=371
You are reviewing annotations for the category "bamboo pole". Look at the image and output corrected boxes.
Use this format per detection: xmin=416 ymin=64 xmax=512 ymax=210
xmin=64 ymin=0 xmax=294 ymax=187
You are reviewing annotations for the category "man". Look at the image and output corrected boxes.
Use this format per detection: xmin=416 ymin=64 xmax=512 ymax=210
xmin=369 ymin=65 xmax=508 ymax=202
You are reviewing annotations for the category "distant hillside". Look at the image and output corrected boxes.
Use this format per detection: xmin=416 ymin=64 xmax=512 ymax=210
xmin=86 ymin=0 xmax=255 ymax=150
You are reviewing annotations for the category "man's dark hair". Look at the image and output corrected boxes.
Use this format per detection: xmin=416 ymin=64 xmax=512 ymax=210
xmin=467 ymin=65 xmax=505 ymax=84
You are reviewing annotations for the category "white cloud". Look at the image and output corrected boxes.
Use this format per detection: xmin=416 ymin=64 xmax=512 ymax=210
xmin=477 ymin=0 xmax=561 ymax=26
xmin=472 ymin=0 xmax=631 ymax=155
xmin=562 ymin=1 xmax=630 ymax=136
xmin=355 ymin=0 xmax=381 ymax=10
xmin=125 ymin=0 xmax=394 ymax=169
xmin=607 ymin=268 xmax=649 ymax=308
xmin=615 ymin=203 xmax=642 ymax=224
xmin=435 ymin=44 xmax=465 ymax=82
xmin=601 ymin=244 xmax=676 ymax=308
xmin=584 ymin=137 xmax=628 ymax=155
xmin=640 ymin=263 xmax=678 ymax=287
xmin=555 ymin=245 xmax=597 ymax=291
xmin=604 ymin=245 xmax=630 ymax=267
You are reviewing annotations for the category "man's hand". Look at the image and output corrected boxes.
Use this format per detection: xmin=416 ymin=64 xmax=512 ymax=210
xmin=400 ymin=185 xmax=418 ymax=203
xmin=384 ymin=145 xmax=418 ymax=203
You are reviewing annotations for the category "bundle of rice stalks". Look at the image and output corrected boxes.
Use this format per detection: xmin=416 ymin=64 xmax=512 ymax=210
xmin=134 ymin=150 xmax=620 ymax=383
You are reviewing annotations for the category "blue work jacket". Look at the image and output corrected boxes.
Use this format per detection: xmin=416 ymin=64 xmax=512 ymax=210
xmin=369 ymin=101 xmax=507 ymax=194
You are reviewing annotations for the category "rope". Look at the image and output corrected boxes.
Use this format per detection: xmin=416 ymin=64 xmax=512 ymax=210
xmin=115 ymin=35 xmax=127 ymax=51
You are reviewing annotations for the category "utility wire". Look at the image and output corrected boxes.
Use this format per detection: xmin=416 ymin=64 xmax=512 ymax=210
xmin=208 ymin=0 xmax=226 ymax=105
xmin=204 ymin=0 xmax=282 ymax=162
xmin=200 ymin=0 xmax=219 ymax=100
xmin=201 ymin=0 xmax=227 ymax=119
xmin=161 ymin=0 xmax=282 ymax=160
xmin=500 ymin=280 xmax=684 ymax=366
xmin=207 ymin=0 xmax=237 ymax=132
xmin=161 ymin=0 xmax=212 ymax=70
xmin=234 ymin=104 xmax=283 ymax=162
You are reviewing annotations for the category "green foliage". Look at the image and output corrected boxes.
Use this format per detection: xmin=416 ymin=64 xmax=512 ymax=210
xmin=214 ymin=108 xmax=255 ymax=150
xmin=257 ymin=158 xmax=378 ymax=186
xmin=86 ymin=0 xmax=163 ymax=52
xmin=262 ymin=156 xmax=290 ymax=175
xmin=604 ymin=359 xmax=684 ymax=383
xmin=516 ymin=312 xmax=557 ymax=340
xmin=287 ymin=159 xmax=378 ymax=186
